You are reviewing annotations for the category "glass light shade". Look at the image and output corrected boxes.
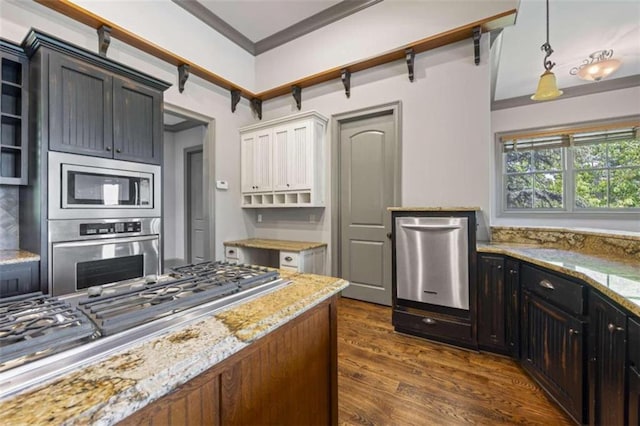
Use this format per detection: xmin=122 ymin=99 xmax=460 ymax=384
xmin=531 ymin=70 xmax=563 ymax=101
xmin=576 ymin=58 xmax=622 ymax=82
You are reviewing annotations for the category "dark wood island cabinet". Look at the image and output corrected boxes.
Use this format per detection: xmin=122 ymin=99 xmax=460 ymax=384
xmin=119 ymin=296 xmax=339 ymax=425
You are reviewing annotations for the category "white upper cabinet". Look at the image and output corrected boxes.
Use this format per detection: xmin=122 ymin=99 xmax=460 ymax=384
xmin=240 ymin=111 xmax=327 ymax=208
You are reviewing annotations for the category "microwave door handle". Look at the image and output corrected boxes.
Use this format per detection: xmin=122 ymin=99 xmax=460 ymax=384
xmin=134 ymin=181 xmax=139 ymax=206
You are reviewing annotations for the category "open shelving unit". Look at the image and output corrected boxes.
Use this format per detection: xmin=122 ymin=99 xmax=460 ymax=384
xmin=0 ymin=41 xmax=28 ymax=185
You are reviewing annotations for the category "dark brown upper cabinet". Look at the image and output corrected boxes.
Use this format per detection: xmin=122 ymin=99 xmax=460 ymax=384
xmin=24 ymin=30 xmax=170 ymax=165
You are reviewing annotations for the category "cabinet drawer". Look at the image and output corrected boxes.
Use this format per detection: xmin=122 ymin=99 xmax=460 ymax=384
xmin=393 ymin=310 xmax=473 ymax=344
xmin=225 ymin=246 xmax=239 ymax=260
xmin=521 ymin=264 xmax=584 ymax=315
xmin=630 ymin=317 xmax=640 ymax=370
xmin=279 ymin=251 xmax=299 ymax=268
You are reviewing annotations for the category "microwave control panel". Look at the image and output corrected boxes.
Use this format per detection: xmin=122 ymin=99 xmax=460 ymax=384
xmin=80 ymin=221 xmax=142 ymax=236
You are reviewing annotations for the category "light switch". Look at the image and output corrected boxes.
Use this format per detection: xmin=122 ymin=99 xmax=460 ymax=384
xmin=216 ymin=180 xmax=229 ymax=190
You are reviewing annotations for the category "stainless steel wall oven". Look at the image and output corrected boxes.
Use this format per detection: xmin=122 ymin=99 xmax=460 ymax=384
xmin=49 ymin=218 xmax=161 ymax=296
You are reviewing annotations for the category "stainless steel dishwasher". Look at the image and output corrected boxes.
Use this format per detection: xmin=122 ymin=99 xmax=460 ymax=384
xmin=395 ymin=216 xmax=469 ymax=310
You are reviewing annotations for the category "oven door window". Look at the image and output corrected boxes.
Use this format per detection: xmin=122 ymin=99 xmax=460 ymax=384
xmin=66 ymin=170 xmax=152 ymax=208
xmin=76 ymin=255 xmax=144 ymax=290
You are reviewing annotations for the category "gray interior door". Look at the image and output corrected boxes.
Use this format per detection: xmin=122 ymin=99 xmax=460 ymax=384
xmin=339 ymin=112 xmax=397 ymax=306
xmin=187 ymin=149 xmax=205 ymax=263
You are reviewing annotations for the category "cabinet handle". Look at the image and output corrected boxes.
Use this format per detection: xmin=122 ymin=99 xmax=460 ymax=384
xmin=228 ymin=250 xmax=235 ymax=254
xmin=386 ymin=232 xmax=392 ymax=239
xmin=422 ymin=318 xmax=437 ymax=325
xmin=116 ymin=148 xmax=121 ymax=153
xmin=509 ymin=270 xmax=517 ymax=275
xmin=569 ymin=328 xmax=580 ymax=335
xmin=106 ymin=146 xmax=111 ymax=152
xmin=497 ymin=265 xmax=502 ymax=270
xmin=284 ymin=256 xmax=293 ymax=262
xmin=538 ymin=279 xmax=555 ymax=290
xmin=607 ymin=323 xmax=624 ymax=333
xmin=286 ymin=183 xmax=290 ymax=187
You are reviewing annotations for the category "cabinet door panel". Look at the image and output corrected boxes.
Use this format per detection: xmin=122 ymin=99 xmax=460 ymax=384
xmin=49 ymin=53 xmax=112 ymax=157
xmin=629 ymin=366 xmax=640 ymax=426
xmin=589 ymin=292 xmax=626 ymax=426
xmin=272 ymin=125 xmax=290 ymax=190
xmin=0 ymin=262 xmax=39 ymax=297
xmin=505 ymin=259 xmax=520 ymax=358
xmin=521 ymin=291 xmax=585 ymax=423
xmin=289 ymin=121 xmax=312 ymax=190
xmin=113 ymin=78 xmax=162 ymax=164
xmin=253 ymin=130 xmax=272 ymax=192
xmin=477 ymin=255 xmax=507 ymax=352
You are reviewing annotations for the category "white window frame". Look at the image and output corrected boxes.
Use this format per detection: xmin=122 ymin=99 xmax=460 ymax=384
xmin=495 ymin=116 xmax=640 ymax=219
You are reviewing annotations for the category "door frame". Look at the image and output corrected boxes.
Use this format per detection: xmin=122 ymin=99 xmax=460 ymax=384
xmin=164 ymin=103 xmax=216 ymax=263
xmin=184 ymin=146 xmax=204 ymax=263
xmin=330 ymin=101 xmax=402 ymax=277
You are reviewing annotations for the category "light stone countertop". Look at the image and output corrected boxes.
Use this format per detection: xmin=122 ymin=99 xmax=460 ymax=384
xmin=0 ymin=250 xmax=40 ymax=265
xmin=478 ymin=242 xmax=640 ymax=317
xmin=0 ymin=271 xmax=348 ymax=425
xmin=224 ymin=238 xmax=327 ymax=252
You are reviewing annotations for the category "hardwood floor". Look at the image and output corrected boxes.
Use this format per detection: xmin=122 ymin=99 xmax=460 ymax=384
xmin=337 ymin=297 xmax=574 ymax=425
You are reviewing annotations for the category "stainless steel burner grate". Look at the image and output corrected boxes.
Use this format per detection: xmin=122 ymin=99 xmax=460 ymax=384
xmin=0 ymin=293 xmax=96 ymax=369
xmin=76 ymin=261 xmax=280 ymax=336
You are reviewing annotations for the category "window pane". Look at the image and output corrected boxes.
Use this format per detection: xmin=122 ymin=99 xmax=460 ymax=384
xmin=574 ymin=144 xmax=607 ymax=169
xmin=575 ymin=170 xmax=608 ymax=208
xmin=506 ymin=174 xmax=532 ymax=209
xmin=607 ymin=140 xmax=640 ymax=168
xmin=505 ymin=151 xmax=531 ymax=173
xmin=533 ymin=148 xmax=562 ymax=171
xmin=533 ymin=173 xmax=563 ymax=208
xmin=610 ymin=168 xmax=640 ymax=208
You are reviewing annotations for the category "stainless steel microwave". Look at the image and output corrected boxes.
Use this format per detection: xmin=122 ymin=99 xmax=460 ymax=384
xmin=48 ymin=151 xmax=161 ymax=219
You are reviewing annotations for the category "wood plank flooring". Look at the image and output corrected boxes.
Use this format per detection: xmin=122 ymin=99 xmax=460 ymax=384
xmin=337 ymin=297 xmax=574 ymax=425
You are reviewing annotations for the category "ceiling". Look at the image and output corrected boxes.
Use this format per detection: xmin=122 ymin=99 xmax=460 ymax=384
xmin=164 ymin=0 xmax=640 ymax=126
xmin=199 ymin=0 xmax=341 ymax=43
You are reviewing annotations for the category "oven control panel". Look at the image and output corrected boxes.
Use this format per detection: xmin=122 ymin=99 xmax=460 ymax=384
xmin=80 ymin=221 xmax=142 ymax=236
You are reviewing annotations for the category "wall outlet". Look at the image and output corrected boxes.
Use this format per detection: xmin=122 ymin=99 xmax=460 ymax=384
xmin=216 ymin=180 xmax=229 ymax=190
xmin=257 ymin=214 xmax=262 ymax=223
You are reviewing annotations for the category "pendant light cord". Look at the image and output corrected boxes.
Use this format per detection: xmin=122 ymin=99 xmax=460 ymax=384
xmin=541 ymin=0 xmax=556 ymax=71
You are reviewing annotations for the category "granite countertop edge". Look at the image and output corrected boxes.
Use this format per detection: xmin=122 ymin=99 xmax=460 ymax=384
xmin=224 ymin=238 xmax=328 ymax=252
xmin=0 ymin=273 xmax=348 ymax=426
xmin=477 ymin=243 xmax=640 ymax=317
xmin=0 ymin=250 xmax=40 ymax=265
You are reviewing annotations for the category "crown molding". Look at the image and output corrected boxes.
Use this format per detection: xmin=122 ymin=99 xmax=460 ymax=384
xmin=492 ymin=75 xmax=640 ymax=111
xmin=172 ymin=0 xmax=382 ymax=57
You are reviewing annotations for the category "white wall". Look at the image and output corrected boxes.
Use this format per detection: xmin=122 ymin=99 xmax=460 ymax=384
xmin=491 ymin=86 xmax=640 ymax=233
xmin=253 ymin=37 xmax=492 ymax=270
xmin=1 ymin=1 xmax=255 ymax=261
xmin=254 ymin=0 xmax=517 ymax=90
xmin=165 ymin=126 xmax=206 ymax=262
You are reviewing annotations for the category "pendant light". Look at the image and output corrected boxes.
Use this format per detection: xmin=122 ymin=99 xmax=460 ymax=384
xmin=531 ymin=0 xmax=563 ymax=101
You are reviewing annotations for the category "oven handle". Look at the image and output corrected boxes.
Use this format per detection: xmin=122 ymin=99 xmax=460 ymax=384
xmin=52 ymin=235 xmax=158 ymax=248
xmin=134 ymin=181 xmax=139 ymax=206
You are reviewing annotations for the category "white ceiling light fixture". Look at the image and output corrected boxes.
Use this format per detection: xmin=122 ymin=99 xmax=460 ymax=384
xmin=570 ymin=49 xmax=622 ymax=82
xmin=531 ymin=0 xmax=563 ymax=101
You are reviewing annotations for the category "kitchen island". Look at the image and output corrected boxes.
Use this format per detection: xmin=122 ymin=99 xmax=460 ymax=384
xmin=0 ymin=270 xmax=347 ymax=425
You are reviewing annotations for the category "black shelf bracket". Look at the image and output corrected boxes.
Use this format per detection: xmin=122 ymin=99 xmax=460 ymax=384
xmin=178 ymin=64 xmax=190 ymax=93
xmin=341 ymin=69 xmax=351 ymax=98
xmin=97 ymin=25 xmax=111 ymax=57
xmin=473 ymin=26 xmax=482 ymax=65
xmin=292 ymin=85 xmax=302 ymax=110
xmin=405 ymin=48 xmax=415 ymax=82
xmin=230 ymin=89 xmax=241 ymax=113
xmin=251 ymin=98 xmax=263 ymax=120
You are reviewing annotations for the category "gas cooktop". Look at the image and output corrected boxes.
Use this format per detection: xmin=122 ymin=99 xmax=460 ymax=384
xmin=0 ymin=261 xmax=285 ymax=397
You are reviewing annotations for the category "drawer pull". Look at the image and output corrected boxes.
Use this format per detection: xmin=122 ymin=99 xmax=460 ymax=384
xmin=422 ymin=318 xmax=437 ymax=325
xmin=607 ymin=323 xmax=624 ymax=333
xmin=284 ymin=256 xmax=293 ymax=262
xmin=228 ymin=250 xmax=235 ymax=254
xmin=538 ymin=279 xmax=555 ymax=290
xmin=569 ymin=328 xmax=580 ymax=335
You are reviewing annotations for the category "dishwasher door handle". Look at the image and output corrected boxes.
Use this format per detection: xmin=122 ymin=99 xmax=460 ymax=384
xmin=400 ymin=224 xmax=462 ymax=231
